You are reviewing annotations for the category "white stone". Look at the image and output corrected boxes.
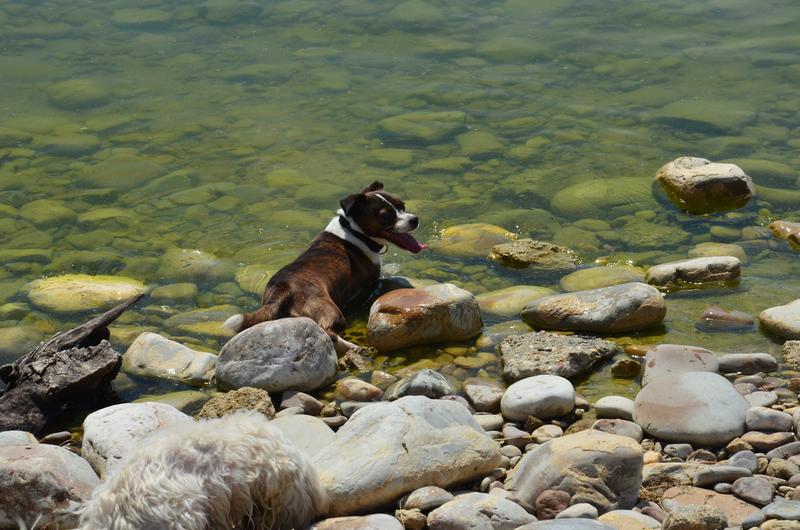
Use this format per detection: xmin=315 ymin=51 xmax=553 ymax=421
xmin=427 ymin=492 xmax=536 ymax=529
xmin=760 ymin=299 xmax=800 ymax=339
xmin=269 ymin=415 xmax=335 ymax=458
xmin=501 ymin=375 xmax=575 ymax=421
xmin=595 ymin=396 xmax=635 ymax=421
xmin=122 ymin=332 xmax=217 ymax=385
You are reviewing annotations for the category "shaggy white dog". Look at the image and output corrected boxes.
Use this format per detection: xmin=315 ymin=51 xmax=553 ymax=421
xmin=78 ymin=411 xmax=328 ymax=530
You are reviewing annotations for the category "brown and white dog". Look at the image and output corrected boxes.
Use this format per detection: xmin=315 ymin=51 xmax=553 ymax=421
xmin=224 ymin=181 xmax=426 ymax=352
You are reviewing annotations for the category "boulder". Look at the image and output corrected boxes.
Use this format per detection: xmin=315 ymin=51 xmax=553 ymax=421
xmin=655 ymin=157 xmax=755 ymax=214
xmin=196 ymin=387 xmax=276 ymax=419
xmin=81 ymin=402 xmax=193 ymax=478
xmin=367 ymin=283 xmax=482 ymax=351
xmin=26 ymin=274 xmax=145 ymax=312
xmin=501 ymin=375 xmax=575 ymax=421
xmin=641 ymin=344 xmax=719 ymax=386
xmin=633 ymin=372 xmax=748 ymax=446
xmin=216 ymin=317 xmax=337 ymax=392
xmin=521 ymin=282 xmax=666 ymax=333
xmin=760 ymin=300 xmax=800 ymax=339
xmin=122 ymin=332 xmax=216 ymax=385
xmin=270 ymin=415 xmax=335 ymax=458
xmin=506 ymin=429 xmax=643 ymax=513
xmin=427 ymin=492 xmax=536 ymax=529
xmin=0 ymin=442 xmax=99 ymax=529
xmin=646 ymin=256 xmax=741 ymax=287
xmin=488 ymin=239 xmax=578 ymax=271
xmin=313 ymin=396 xmax=501 ymax=516
xmin=501 ymin=331 xmax=619 ymax=382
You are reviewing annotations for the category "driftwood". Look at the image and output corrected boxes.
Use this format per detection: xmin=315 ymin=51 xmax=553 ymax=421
xmin=0 ymin=293 xmax=143 ymax=435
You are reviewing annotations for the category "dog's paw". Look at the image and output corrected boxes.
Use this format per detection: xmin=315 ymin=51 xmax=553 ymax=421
xmin=223 ymin=314 xmax=244 ymax=333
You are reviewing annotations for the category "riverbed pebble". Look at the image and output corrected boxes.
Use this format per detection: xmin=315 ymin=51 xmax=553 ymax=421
xmin=646 ymin=256 xmax=741 ymax=287
xmin=592 ymin=419 xmax=644 ymax=441
xmin=463 ymin=377 xmax=505 ymax=412
xmin=427 ymin=492 xmax=536 ymax=529
xmin=383 ymin=368 xmax=454 ymax=400
xmin=746 ymin=407 xmax=793 ymax=432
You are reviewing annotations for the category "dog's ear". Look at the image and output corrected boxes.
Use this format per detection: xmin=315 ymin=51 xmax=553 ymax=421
xmin=340 ymin=193 xmax=365 ymax=216
xmin=362 ymin=181 xmax=384 ymax=193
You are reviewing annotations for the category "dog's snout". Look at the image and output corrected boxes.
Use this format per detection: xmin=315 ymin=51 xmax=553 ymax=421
xmin=408 ymin=215 xmax=419 ymax=229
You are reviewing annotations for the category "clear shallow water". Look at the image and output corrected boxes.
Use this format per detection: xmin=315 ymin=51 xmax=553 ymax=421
xmin=1 ymin=0 xmax=799 ymax=409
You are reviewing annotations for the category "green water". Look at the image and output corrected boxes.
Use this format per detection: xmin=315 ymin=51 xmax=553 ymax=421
xmin=1 ymin=0 xmax=799 ymax=408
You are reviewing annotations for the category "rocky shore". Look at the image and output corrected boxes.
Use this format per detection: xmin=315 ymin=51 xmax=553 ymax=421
xmin=1 ymin=157 xmax=800 ymax=530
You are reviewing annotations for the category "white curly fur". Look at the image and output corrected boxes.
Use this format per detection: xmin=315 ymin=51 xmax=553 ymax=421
xmin=77 ymin=411 xmax=328 ymax=530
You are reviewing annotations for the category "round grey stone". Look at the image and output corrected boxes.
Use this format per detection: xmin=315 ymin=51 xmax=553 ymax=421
xmin=500 ymin=375 xmax=575 ymax=421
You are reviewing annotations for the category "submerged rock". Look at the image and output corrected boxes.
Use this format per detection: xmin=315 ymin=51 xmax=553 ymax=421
xmin=430 ymin=223 xmax=514 ymax=258
xmin=655 ymin=157 xmax=755 ymax=214
xmin=500 ymin=331 xmax=619 ymax=382
xmin=559 ymin=265 xmax=645 ymax=292
xmin=158 ymin=248 xmax=235 ymax=282
xmin=521 ymin=282 xmax=666 ymax=333
xmin=122 ymin=332 xmax=217 ymax=385
xmin=0 ymin=442 xmax=99 ymax=529
xmin=696 ymin=305 xmax=755 ymax=332
xmin=46 ymin=78 xmax=108 ymax=109
xmin=633 ymin=372 xmax=748 ymax=446
xmin=367 ymin=283 xmax=482 ymax=350
xmin=506 ymin=429 xmax=643 ymax=513
xmin=313 ymin=396 xmax=501 ymax=516
xmin=378 ymin=110 xmax=467 ymax=144
xmin=646 ymin=256 xmax=741 ymax=287
xmin=550 ymin=177 xmax=657 ymax=219
xmin=759 ymin=299 xmax=800 ymax=339
xmin=476 ymin=285 xmax=556 ymax=317
xmin=26 ymin=274 xmax=146 ymax=313
xmin=217 ymin=317 xmax=337 ymax=393
xmin=488 ymin=239 xmax=578 ymax=271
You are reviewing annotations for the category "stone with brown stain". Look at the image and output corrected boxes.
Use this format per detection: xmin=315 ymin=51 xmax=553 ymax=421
xmin=368 ymin=283 xmax=482 ymax=351
xmin=655 ymin=157 xmax=755 ymax=214
xmin=641 ymin=344 xmax=719 ymax=386
xmin=661 ymin=486 xmax=761 ymax=527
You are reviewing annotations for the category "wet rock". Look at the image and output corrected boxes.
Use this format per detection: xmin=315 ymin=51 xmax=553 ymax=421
xmin=732 ymin=476 xmax=774 ymax=506
xmin=500 ymin=375 xmax=575 ymax=421
xmin=201 ymin=0 xmax=262 ymax=24
xmin=611 ymin=358 xmax=641 ymax=378
xmin=0 ymin=442 xmax=99 ymax=529
xmin=402 ymin=486 xmax=454 ymax=511
xmin=476 ymin=285 xmax=556 ymax=317
xmin=85 ymin=153 xmax=166 ymax=189
xmin=216 ymin=317 xmax=337 ymax=393
xmin=641 ymin=344 xmax=719 ymax=386
xmin=633 ymin=372 xmax=748 ymax=446
xmin=559 ymin=265 xmax=646 ymax=292
xmin=269 ymin=415 xmax=335 ymax=458
xmin=769 ymin=220 xmax=800 ymax=248
xmin=521 ymin=282 xmax=666 ymax=333
xmin=378 ymin=110 xmax=467 ymax=144
xmin=122 ymin=332 xmax=216 ymax=385
xmin=368 ymin=283 xmax=482 ymax=350
xmin=336 ymin=378 xmax=383 ymax=402
xmin=19 ymin=199 xmax=76 ymax=227
xmin=760 ymin=300 xmax=800 ymax=339
xmin=661 ymin=486 xmax=760 ymax=527
xmin=500 ymin=331 xmax=618 ymax=382
xmin=196 ymin=387 xmax=275 ymax=420
xmin=536 ymin=489 xmax=571 ymax=519
xmin=646 ymin=256 xmax=741 ymax=287
xmin=158 ymin=248 xmax=235 ymax=283
xmin=26 ymin=274 xmax=146 ymax=312
xmin=655 ymin=157 xmax=754 ymax=214
xmin=550 ymin=177 xmax=657 ymax=220
xmin=427 ymin=492 xmax=536 ymax=529
xmin=463 ymin=377 xmax=505 ymax=413
xmin=617 ymin=217 xmax=691 ymax=249
xmin=696 ymin=306 xmax=755 ymax=333
xmin=595 ymin=396 xmax=635 ymax=421
xmin=592 ymin=419 xmax=644 ymax=442
xmin=0 ymin=127 xmax=31 ymax=147
xmin=310 ymin=514 xmax=405 ymax=530
xmin=506 ymin=430 xmax=642 ymax=513
xmin=598 ymin=510 xmax=660 ymax=528
xmin=111 ymin=7 xmax=173 ymax=28
xmin=46 ymin=78 xmax=108 ymax=109
xmin=746 ymin=407 xmax=792 ymax=432
xmin=488 ymin=239 xmax=578 ymax=271
xmin=688 ymin=242 xmax=748 ymax=262
xmin=384 ymin=369 xmax=453 ymax=400
xmin=314 ymin=396 xmax=501 ymax=516
xmin=81 ymin=402 xmax=192 ymax=478
xmin=718 ymin=352 xmax=777 ymax=374
xmin=430 ymin=223 xmax=514 ymax=258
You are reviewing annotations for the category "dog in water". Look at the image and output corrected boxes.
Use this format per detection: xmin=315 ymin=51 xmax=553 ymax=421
xmin=77 ymin=411 xmax=328 ymax=530
xmin=224 ymin=181 xmax=425 ymax=352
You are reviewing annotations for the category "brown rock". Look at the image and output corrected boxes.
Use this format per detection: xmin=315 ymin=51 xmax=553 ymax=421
xmin=395 ymin=508 xmax=426 ymax=530
xmin=739 ymin=431 xmax=795 ymax=452
xmin=489 ymin=239 xmax=578 ymax=271
xmin=535 ymin=489 xmax=571 ymax=519
xmin=655 ymin=157 xmax=755 ymax=214
xmin=196 ymin=387 xmax=275 ymax=419
xmin=281 ymin=391 xmax=324 ymax=416
xmin=335 ymin=378 xmax=383 ymax=402
xmin=661 ymin=486 xmax=761 ymax=527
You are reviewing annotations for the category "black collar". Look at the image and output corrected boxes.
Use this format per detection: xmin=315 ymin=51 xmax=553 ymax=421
xmin=338 ymin=215 xmax=385 ymax=253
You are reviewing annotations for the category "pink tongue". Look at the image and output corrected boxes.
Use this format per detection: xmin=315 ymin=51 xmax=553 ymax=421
xmin=387 ymin=232 xmax=427 ymax=254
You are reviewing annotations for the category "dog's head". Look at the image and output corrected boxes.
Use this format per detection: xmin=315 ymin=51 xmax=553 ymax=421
xmin=340 ymin=181 xmax=427 ymax=253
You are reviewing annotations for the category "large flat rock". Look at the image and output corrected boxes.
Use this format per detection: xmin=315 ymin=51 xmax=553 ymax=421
xmin=313 ymin=396 xmax=501 ymax=516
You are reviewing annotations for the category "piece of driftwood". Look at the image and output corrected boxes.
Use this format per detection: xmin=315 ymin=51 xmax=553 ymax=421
xmin=0 ymin=293 xmax=143 ymax=435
